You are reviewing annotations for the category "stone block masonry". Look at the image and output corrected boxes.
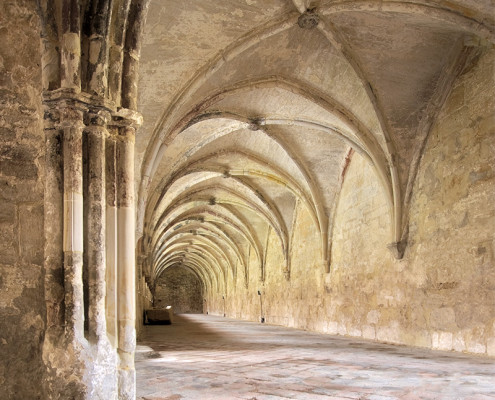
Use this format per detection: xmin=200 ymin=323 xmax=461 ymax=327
xmin=0 ymin=1 xmax=46 ymax=399
xmin=205 ymin=48 xmax=495 ymax=357
xmin=154 ymin=266 xmax=203 ymax=314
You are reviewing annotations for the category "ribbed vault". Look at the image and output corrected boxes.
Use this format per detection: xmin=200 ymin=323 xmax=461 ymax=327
xmin=135 ymin=0 xmax=494 ymax=295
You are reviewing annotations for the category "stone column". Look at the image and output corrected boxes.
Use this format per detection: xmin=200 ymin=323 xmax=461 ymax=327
xmin=59 ymin=0 xmax=83 ymax=341
xmin=85 ymin=109 xmax=110 ymax=341
xmin=106 ymin=127 xmax=118 ymax=348
xmin=136 ymin=249 xmax=146 ymax=338
xmin=60 ymin=104 xmax=85 ymax=340
xmin=60 ymin=0 xmax=81 ymax=91
xmin=43 ymin=107 xmax=64 ymax=330
xmin=113 ymin=110 xmax=141 ymax=399
xmin=108 ymin=0 xmax=132 ymax=105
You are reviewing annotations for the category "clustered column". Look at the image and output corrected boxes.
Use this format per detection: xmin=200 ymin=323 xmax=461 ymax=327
xmin=39 ymin=0 xmax=150 ymax=397
xmin=42 ymin=93 xmax=142 ymax=398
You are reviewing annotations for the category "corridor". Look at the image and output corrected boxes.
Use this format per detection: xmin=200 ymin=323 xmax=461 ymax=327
xmin=136 ymin=315 xmax=495 ymax=400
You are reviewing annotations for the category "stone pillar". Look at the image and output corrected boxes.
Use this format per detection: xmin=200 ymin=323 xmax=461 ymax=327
xmin=59 ymin=0 xmax=83 ymax=342
xmin=60 ymin=104 xmax=85 ymax=341
xmin=113 ymin=110 xmax=141 ymax=399
xmin=43 ymin=107 xmax=64 ymax=330
xmin=106 ymin=127 xmax=119 ymax=348
xmin=108 ymin=0 xmax=132 ymax=105
xmin=60 ymin=0 xmax=81 ymax=91
xmin=121 ymin=0 xmax=150 ymax=111
xmin=136 ymin=250 xmax=146 ymax=338
xmin=85 ymin=109 xmax=110 ymax=341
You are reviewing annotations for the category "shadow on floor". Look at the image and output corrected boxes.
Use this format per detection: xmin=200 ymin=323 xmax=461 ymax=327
xmin=137 ymin=314 xmax=493 ymax=366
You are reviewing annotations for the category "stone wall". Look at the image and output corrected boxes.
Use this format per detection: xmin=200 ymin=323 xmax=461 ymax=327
xmin=154 ymin=266 xmax=204 ymax=313
xmin=0 ymin=1 xmax=46 ymax=398
xmin=207 ymin=47 xmax=495 ymax=356
xmin=404 ymin=45 xmax=495 ymax=353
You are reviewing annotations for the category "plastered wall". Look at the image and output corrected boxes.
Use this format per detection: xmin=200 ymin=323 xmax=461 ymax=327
xmin=207 ymin=48 xmax=495 ymax=356
xmin=0 ymin=1 xmax=46 ymax=398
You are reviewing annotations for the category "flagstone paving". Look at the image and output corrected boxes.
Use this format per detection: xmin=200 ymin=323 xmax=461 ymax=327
xmin=136 ymin=314 xmax=495 ymax=400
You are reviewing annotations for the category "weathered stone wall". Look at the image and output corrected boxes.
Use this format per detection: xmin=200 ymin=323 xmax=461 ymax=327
xmin=207 ymin=47 xmax=495 ymax=356
xmin=154 ymin=266 xmax=204 ymax=313
xmin=0 ymin=1 xmax=46 ymax=398
xmin=404 ymin=46 xmax=495 ymax=353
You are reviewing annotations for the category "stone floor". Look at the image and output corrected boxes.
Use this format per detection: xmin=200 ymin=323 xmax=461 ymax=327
xmin=136 ymin=314 xmax=495 ymax=400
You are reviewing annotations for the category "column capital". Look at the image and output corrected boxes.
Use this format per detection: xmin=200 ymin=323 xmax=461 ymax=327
xmin=85 ymin=107 xmax=112 ymax=128
xmin=42 ymin=88 xmax=116 ymax=112
xmin=110 ymin=107 xmax=143 ymax=129
xmin=42 ymin=105 xmax=61 ymax=129
xmin=58 ymin=105 xmax=86 ymax=130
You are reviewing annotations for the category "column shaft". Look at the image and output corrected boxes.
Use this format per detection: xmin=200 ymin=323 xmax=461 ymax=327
xmin=44 ymin=117 xmax=64 ymax=329
xmin=106 ymin=128 xmax=118 ymax=347
xmin=86 ymin=113 xmax=108 ymax=341
xmin=116 ymin=125 xmax=136 ymax=399
xmin=60 ymin=0 xmax=81 ymax=90
xmin=61 ymin=109 xmax=85 ymax=340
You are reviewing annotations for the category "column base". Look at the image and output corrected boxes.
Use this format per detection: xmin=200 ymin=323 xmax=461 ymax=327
xmin=118 ymin=368 xmax=135 ymax=400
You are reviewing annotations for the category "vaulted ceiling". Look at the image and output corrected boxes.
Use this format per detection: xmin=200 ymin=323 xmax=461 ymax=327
xmin=134 ymin=0 xmax=495 ymax=292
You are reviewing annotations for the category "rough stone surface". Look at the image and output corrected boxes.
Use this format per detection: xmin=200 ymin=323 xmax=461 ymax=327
xmin=136 ymin=6 xmax=494 ymax=365
xmin=0 ymin=1 xmax=46 ymax=399
xmin=154 ymin=266 xmax=204 ymax=314
xmin=201 ymin=48 xmax=495 ymax=355
xmin=136 ymin=315 xmax=495 ymax=399
xmin=1 ymin=1 xmax=494 ymax=399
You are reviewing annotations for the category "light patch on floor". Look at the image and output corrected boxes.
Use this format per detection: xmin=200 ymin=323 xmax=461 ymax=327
xmin=136 ymin=314 xmax=495 ymax=400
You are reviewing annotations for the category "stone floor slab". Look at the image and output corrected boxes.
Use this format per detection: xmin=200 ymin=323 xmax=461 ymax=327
xmin=136 ymin=315 xmax=495 ymax=400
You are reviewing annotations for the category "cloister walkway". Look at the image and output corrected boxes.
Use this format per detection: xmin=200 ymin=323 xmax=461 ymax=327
xmin=136 ymin=314 xmax=495 ymax=400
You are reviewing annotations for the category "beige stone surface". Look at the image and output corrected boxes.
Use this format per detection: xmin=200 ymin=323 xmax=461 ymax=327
xmin=0 ymin=1 xmax=45 ymax=398
xmin=198 ymin=48 xmax=495 ymax=356
xmin=136 ymin=315 xmax=495 ymax=400
xmin=1 ymin=1 xmax=494 ymax=399
xmin=154 ymin=266 xmax=203 ymax=314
